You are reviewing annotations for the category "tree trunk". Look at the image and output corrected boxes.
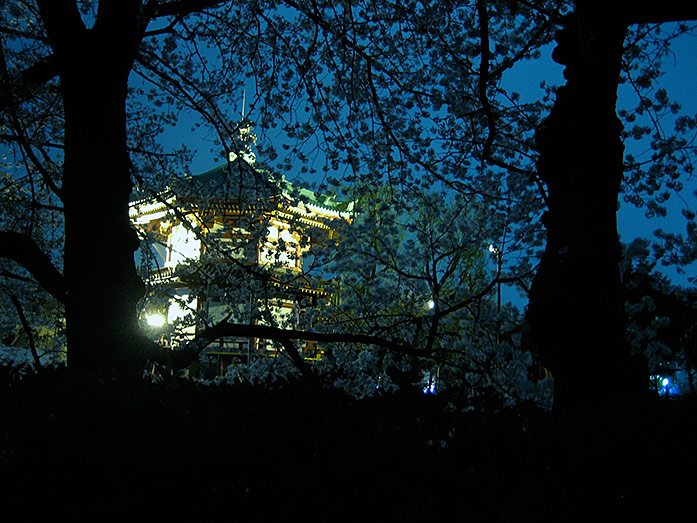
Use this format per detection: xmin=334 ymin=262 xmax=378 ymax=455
xmin=40 ymin=1 xmax=151 ymax=374
xmin=528 ymin=5 xmax=646 ymax=413
xmin=62 ymin=78 xmax=146 ymax=373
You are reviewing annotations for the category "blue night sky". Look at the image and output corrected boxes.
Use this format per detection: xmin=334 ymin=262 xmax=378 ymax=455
xmin=616 ymin=30 xmax=697 ymax=283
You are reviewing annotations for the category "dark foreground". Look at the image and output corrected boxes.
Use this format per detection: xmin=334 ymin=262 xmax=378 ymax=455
xmin=1 ymin=367 xmax=695 ymax=521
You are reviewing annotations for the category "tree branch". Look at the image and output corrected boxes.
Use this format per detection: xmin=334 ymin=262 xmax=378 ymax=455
xmin=151 ymin=0 xmax=229 ymax=18
xmin=477 ymin=0 xmax=495 ymax=160
xmin=0 ymin=45 xmax=63 ymax=199
xmin=0 ymin=231 xmax=65 ymax=303
xmin=35 ymin=0 xmax=87 ymax=57
xmin=7 ymin=293 xmax=43 ymax=369
xmin=623 ymin=2 xmax=697 ymax=24
xmin=278 ymin=337 xmax=316 ymax=381
xmin=188 ymin=320 xmax=423 ymax=361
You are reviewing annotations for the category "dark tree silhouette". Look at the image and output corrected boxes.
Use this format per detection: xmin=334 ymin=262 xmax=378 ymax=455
xmin=0 ymin=1 xmax=240 ymax=373
xmin=36 ymin=1 xmax=152 ymax=372
xmin=529 ymin=0 xmax=697 ymax=412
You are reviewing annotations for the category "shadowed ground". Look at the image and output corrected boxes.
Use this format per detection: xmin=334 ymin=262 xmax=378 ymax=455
xmin=1 ymin=367 xmax=694 ymax=521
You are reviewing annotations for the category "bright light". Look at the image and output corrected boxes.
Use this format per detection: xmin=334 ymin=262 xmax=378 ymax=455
xmin=146 ymin=314 xmax=166 ymax=327
xmin=489 ymin=244 xmax=496 ymax=253
xmin=423 ymin=382 xmax=436 ymax=395
xmin=427 ymin=299 xmax=436 ymax=309
xmin=662 ymin=377 xmax=670 ymax=387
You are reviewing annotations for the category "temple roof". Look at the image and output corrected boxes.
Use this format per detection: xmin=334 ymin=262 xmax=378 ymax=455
xmin=130 ymin=158 xmax=352 ymax=220
xmin=191 ymin=161 xmax=352 ymax=214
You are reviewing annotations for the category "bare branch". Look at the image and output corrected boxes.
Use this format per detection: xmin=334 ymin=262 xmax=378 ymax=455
xmin=7 ymin=293 xmax=43 ymax=369
xmin=0 ymin=231 xmax=65 ymax=303
xmin=151 ymin=0 xmax=229 ymax=18
xmin=623 ymin=2 xmax=697 ymax=24
xmin=189 ymin=320 xmax=423 ymax=359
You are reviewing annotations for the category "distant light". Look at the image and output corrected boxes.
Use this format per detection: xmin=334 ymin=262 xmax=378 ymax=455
xmin=662 ymin=377 xmax=670 ymax=387
xmin=489 ymin=244 xmax=496 ymax=253
xmin=146 ymin=314 xmax=166 ymax=327
xmin=427 ymin=299 xmax=436 ymax=309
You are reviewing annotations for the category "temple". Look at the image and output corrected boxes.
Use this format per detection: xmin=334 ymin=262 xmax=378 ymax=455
xmin=129 ymin=153 xmax=351 ymax=377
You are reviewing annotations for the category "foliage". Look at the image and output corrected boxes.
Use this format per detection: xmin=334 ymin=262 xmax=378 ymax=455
xmin=304 ymin=180 xmax=550 ymax=404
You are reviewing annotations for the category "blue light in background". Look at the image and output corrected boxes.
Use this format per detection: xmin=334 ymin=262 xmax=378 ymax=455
xmin=652 ymin=372 xmax=686 ymax=398
xmin=422 ymin=370 xmax=437 ymax=395
xmin=422 ymin=382 xmax=437 ymax=395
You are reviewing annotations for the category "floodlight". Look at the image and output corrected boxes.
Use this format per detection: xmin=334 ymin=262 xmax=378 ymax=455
xmin=146 ymin=314 xmax=166 ymax=327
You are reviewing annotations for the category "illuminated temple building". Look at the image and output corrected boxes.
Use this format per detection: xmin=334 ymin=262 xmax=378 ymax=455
xmin=129 ymin=153 xmax=351 ymax=377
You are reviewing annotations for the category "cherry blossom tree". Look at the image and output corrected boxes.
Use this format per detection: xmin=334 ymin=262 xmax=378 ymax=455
xmin=1 ymin=1 xmax=696 ymax=414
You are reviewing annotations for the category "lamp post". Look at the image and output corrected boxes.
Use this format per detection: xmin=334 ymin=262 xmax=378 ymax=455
xmin=489 ymin=244 xmax=502 ymax=342
xmin=488 ymin=244 xmax=502 ymax=313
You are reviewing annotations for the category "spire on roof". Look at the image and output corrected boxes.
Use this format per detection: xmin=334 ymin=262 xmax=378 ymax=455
xmin=229 ymin=89 xmax=256 ymax=164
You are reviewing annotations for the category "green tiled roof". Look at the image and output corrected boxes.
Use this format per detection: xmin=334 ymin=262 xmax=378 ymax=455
xmin=189 ymin=161 xmax=350 ymax=213
xmin=131 ymin=159 xmax=352 ymax=215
